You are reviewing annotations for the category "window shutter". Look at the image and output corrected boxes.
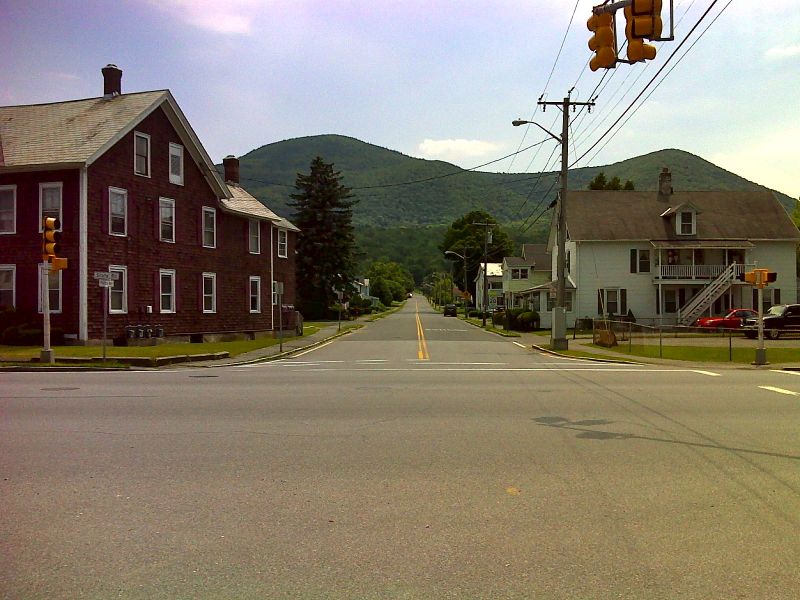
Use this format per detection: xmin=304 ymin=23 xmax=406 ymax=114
xmin=752 ymin=288 xmax=758 ymax=310
xmin=774 ymin=289 xmax=781 ymax=305
xmin=630 ymin=249 xmax=637 ymax=273
xmin=154 ymin=201 xmax=160 ymax=240
xmin=127 ymin=195 xmax=136 ymax=238
xmin=101 ymin=188 xmax=109 ymax=234
xmin=621 ymin=289 xmax=627 ymax=315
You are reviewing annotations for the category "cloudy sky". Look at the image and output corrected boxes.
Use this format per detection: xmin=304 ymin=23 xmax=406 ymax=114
xmin=2 ymin=0 xmax=798 ymax=198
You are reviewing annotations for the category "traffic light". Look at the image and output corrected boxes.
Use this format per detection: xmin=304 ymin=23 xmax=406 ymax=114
xmin=588 ymin=12 xmax=616 ymax=71
xmin=736 ymin=271 xmax=758 ymax=284
xmin=41 ymin=217 xmax=68 ymax=272
xmin=624 ymin=0 xmax=662 ymax=63
xmin=765 ymin=271 xmax=777 ymax=284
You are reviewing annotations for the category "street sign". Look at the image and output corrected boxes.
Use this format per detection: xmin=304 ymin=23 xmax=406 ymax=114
xmin=94 ymin=271 xmax=119 ymax=281
xmin=98 ymin=280 xmax=114 ymax=288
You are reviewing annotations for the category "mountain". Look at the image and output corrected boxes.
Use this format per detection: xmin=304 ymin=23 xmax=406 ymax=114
xmin=229 ymin=134 xmax=796 ymax=227
xmin=222 ymin=135 xmax=796 ymax=282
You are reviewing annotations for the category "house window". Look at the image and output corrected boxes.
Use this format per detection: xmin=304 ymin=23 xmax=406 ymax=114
xmin=38 ymin=268 xmax=61 ymax=313
xmin=249 ymin=220 xmax=260 ymax=254
xmin=108 ymin=265 xmax=127 ymax=313
xmin=630 ymin=249 xmax=650 ymax=273
xmin=202 ymin=273 xmax=216 ymax=313
xmin=202 ymin=207 xmax=216 ymax=248
xmin=754 ymin=288 xmax=781 ymax=312
xmin=169 ymin=143 xmax=184 ymax=185
xmin=159 ymin=198 xmax=175 ymax=242
xmin=598 ymin=288 xmax=627 ymax=316
xmin=678 ymin=211 xmax=695 ymax=235
xmin=0 ymin=186 xmax=16 ymax=234
xmin=249 ymin=276 xmax=261 ymax=313
xmin=0 ymin=265 xmax=14 ymax=308
xmin=109 ymin=187 xmax=127 ymax=236
xmin=134 ymin=131 xmax=151 ymax=177
xmin=39 ymin=182 xmax=62 ymax=230
xmin=511 ymin=268 xmax=529 ymax=280
xmin=278 ymin=228 xmax=288 ymax=258
xmin=160 ymin=269 xmax=176 ymax=313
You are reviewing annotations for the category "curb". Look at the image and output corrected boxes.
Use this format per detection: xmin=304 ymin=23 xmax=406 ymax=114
xmin=530 ymin=344 xmax=645 ymax=365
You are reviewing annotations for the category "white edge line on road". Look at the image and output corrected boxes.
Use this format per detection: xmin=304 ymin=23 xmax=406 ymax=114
xmin=513 ymin=342 xmax=527 ymax=349
xmin=292 ymin=340 xmax=336 ymax=357
xmin=772 ymin=370 xmax=800 ymax=376
xmin=691 ymin=370 xmax=721 ymax=377
xmin=758 ymin=385 xmax=800 ymax=396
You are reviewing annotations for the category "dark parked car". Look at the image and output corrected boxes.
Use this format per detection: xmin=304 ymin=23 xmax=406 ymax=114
xmin=743 ymin=304 xmax=800 ymax=339
xmin=443 ymin=304 xmax=458 ymax=317
xmin=695 ymin=308 xmax=757 ymax=329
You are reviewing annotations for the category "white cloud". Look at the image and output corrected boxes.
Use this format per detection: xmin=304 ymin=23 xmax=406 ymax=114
xmin=417 ymin=138 xmax=500 ymax=163
xmin=147 ymin=0 xmax=263 ymax=35
xmin=765 ymin=45 xmax=800 ymax=60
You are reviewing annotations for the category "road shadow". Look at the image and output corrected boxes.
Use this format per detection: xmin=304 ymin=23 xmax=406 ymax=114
xmin=533 ymin=416 xmax=800 ymax=461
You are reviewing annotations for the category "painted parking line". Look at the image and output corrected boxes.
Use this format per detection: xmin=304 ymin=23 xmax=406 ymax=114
xmin=758 ymin=385 xmax=800 ymax=396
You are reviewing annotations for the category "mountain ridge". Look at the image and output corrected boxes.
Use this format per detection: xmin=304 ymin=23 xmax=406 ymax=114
xmin=228 ymin=135 xmax=795 ymax=229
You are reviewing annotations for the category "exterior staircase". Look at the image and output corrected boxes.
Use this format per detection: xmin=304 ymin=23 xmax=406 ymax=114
xmin=677 ymin=263 xmax=739 ymax=326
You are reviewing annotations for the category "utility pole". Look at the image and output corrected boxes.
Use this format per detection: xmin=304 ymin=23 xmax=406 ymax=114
xmin=472 ymin=222 xmax=496 ymax=328
xmin=536 ymin=94 xmax=594 ymax=351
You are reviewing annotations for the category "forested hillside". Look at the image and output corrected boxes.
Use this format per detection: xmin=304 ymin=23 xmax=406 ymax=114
xmin=218 ymin=134 xmax=796 ymax=283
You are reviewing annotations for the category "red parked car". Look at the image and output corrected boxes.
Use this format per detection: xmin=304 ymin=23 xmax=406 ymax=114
xmin=695 ymin=309 xmax=757 ymax=329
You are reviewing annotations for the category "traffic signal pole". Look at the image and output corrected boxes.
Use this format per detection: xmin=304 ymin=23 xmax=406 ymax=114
xmin=40 ymin=262 xmax=54 ymax=364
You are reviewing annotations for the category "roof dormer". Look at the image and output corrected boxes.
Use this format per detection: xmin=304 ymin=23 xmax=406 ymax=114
xmin=660 ymin=201 xmax=701 ymax=236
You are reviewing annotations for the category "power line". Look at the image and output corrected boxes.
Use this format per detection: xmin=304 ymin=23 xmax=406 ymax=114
xmin=570 ymin=0 xmax=725 ymax=167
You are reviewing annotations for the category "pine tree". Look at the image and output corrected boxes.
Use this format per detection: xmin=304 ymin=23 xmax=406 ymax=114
xmin=288 ymin=156 xmax=358 ymax=318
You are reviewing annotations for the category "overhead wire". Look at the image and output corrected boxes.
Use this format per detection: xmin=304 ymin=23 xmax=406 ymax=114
xmin=571 ymin=0 xmax=724 ymax=167
xmin=580 ymin=0 xmax=734 ymax=166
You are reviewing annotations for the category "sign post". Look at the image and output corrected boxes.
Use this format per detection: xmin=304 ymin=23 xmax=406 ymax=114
xmin=94 ymin=271 xmax=120 ymax=364
xmin=40 ymin=262 xmax=54 ymax=364
xmin=276 ymin=282 xmax=285 ymax=352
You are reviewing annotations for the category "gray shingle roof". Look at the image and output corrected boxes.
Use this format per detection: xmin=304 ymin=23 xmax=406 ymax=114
xmin=566 ymin=190 xmax=800 ymax=241
xmin=222 ymin=183 xmax=299 ymax=231
xmin=0 ymin=91 xmax=167 ymax=167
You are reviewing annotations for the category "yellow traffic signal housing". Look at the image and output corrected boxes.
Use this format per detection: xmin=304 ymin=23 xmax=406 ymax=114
xmin=41 ymin=217 xmax=68 ymax=272
xmin=588 ymin=12 xmax=617 ymax=71
xmin=624 ymin=0 xmax=661 ymax=63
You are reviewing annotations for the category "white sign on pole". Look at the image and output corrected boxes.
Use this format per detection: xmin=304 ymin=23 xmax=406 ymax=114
xmin=93 ymin=271 xmax=119 ymax=281
xmin=98 ymin=280 xmax=114 ymax=288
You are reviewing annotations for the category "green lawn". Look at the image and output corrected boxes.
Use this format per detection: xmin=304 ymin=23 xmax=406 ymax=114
xmin=595 ymin=343 xmax=800 ymax=364
xmin=0 ymin=324 xmax=323 ymax=361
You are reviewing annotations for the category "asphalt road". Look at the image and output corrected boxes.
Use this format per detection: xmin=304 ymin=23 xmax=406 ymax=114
xmin=2 ymin=297 xmax=799 ymax=599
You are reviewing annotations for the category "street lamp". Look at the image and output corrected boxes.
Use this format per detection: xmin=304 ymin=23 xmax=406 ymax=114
xmin=513 ymin=116 xmax=568 ymax=350
xmin=444 ymin=249 xmax=469 ymax=318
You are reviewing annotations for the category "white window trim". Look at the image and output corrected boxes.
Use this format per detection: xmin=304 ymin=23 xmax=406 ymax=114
xmin=202 ymin=272 xmax=217 ymax=314
xmin=249 ymin=220 xmax=261 ymax=254
xmin=38 ymin=182 xmax=63 ymax=231
xmin=134 ymin=131 xmax=151 ymax=177
xmin=249 ymin=276 xmax=261 ymax=313
xmin=0 ymin=185 xmax=16 ymax=235
xmin=38 ymin=267 xmax=62 ymax=313
xmin=109 ymin=187 xmax=127 ymax=237
xmin=169 ymin=143 xmax=184 ymax=186
xmin=108 ymin=265 xmax=128 ymax=314
xmin=0 ymin=264 xmax=15 ymax=308
xmin=677 ymin=211 xmax=696 ymax=235
xmin=202 ymin=207 xmax=217 ymax=249
xmin=160 ymin=269 xmax=176 ymax=314
xmin=159 ymin=197 xmax=176 ymax=243
xmin=278 ymin=228 xmax=288 ymax=258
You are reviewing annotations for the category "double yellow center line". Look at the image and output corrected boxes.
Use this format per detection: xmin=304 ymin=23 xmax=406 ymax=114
xmin=415 ymin=301 xmax=429 ymax=360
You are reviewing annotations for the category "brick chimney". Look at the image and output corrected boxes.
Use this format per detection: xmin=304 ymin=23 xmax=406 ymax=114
xmin=658 ymin=167 xmax=673 ymax=201
xmin=102 ymin=64 xmax=122 ymax=99
xmin=223 ymin=155 xmax=240 ymax=184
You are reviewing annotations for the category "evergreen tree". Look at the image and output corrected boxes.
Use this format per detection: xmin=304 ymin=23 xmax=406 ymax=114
xmin=589 ymin=171 xmax=635 ymax=190
xmin=289 ymin=157 xmax=357 ymax=318
xmin=588 ymin=172 xmax=608 ymax=190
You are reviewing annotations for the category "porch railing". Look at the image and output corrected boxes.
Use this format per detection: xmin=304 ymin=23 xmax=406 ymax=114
xmin=657 ymin=263 xmax=754 ymax=280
